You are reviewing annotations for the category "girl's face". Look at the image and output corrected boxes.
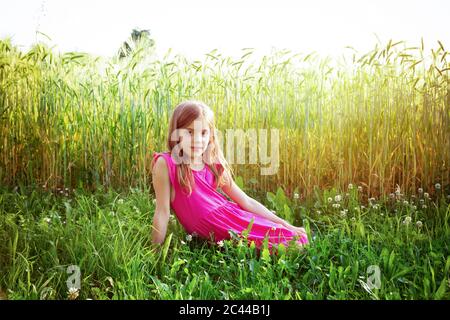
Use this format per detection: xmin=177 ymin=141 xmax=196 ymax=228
xmin=178 ymin=117 xmax=211 ymax=161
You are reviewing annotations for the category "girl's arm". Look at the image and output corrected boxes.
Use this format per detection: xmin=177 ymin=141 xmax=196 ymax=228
xmin=151 ymin=156 xmax=172 ymax=245
xmin=221 ymin=179 xmax=295 ymax=229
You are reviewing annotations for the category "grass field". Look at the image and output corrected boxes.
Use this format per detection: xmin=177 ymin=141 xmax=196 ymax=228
xmin=0 ymin=37 xmax=449 ymax=300
xmin=0 ymin=182 xmax=448 ymax=300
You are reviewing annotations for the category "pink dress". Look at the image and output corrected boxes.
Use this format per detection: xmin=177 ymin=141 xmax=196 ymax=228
xmin=152 ymin=151 xmax=309 ymax=252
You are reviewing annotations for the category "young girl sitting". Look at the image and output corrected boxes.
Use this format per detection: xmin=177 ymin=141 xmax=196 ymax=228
xmin=151 ymin=100 xmax=309 ymax=252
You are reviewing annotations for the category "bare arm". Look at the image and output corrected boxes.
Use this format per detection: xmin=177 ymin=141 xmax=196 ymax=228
xmin=221 ymin=179 xmax=294 ymax=229
xmin=151 ymin=157 xmax=172 ymax=245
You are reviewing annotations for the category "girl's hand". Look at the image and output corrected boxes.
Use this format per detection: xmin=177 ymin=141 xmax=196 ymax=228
xmin=288 ymin=226 xmax=308 ymax=237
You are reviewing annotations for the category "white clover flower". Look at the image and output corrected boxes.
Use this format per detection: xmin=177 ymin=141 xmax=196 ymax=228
xmin=186 ymin=234 xmax=193 ymax=242
xmin=335 ymin=195 xmax=342 ymax=202
xmin=293 ymin=193 xmax=299 ymax=199
xmin=403 ymin=200 xmax=409 ymax=205
xmin=412 ymin=206 xmax=417 ymax=210
xmin=418 ymin=188 xmax=423 ymax=194
xmin=328 ymin=197 xmax=333 ymax=203
xmin=332 ymin=203 xmax=340 ymax=209
xmin=403 ymin=216 xmax=412 ymax=225
xmin=348 ymin=183 xmax=353 ymax=190
xmin=424 ymin=192 xmax=429 ymax=199
xmin=351 ymin=217 xmax=356 ymax=222
xmin=44 ymin=217 xmax=51 ymax=224
xmin=419 ymin=199 xmax=424 ymax=204
xmin=435 ymin=183 xmax=441 ymax=190
xmin=373 ymin=204 xmax=379 ymax=210
xmin=67 ymin=287 xmax=79 ymax=300
xmin=416 ymin=221 xmax=423 ymax=228
xmin=217 ymin=240 xmax=224 ymax=247
xmin=340 ymin=210 xmax=347 ymax=217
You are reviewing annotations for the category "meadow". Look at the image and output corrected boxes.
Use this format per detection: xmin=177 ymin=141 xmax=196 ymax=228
xmin=0 ymin=182 xmax=448 ymax=299
xmin=0 ymin=37 xmax=449 ymax=299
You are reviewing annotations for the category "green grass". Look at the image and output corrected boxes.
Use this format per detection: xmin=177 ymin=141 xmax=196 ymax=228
xmin=0 ymin=183 xmax=448 ymax=300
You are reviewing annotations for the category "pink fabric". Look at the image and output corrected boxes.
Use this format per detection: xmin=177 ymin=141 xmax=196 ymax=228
xmin=152 ymin=151 xmax=309 ymax=252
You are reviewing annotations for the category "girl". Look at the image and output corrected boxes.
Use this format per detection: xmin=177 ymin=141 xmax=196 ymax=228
xmin=151 ymin=100 xmax=308 ymax=253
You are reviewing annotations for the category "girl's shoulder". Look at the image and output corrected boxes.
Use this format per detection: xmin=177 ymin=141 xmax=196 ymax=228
xmin=151 ymin=150 xmax=176 ymax=185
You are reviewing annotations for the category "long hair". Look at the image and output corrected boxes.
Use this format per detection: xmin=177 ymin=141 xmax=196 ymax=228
xmin=162 ymin=100 xmax=233 ymax=196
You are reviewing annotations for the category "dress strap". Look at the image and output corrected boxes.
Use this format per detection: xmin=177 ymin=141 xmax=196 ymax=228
xmin=152 ymin=151 xmax=177 ymax=187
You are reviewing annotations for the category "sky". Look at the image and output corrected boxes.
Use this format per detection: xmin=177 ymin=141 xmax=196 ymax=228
xmin=1 ymin=0 xmax=449 ymax=61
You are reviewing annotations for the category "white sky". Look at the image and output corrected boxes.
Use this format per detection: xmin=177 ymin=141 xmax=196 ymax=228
xmin=1 ymin=0 xmax=449 ymax=60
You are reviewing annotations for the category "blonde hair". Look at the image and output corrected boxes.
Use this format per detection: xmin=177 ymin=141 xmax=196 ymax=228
xmin=162 ymin=100 xmax=233 ymax=196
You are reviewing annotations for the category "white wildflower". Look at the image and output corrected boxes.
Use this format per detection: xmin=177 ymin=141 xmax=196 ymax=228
xmin=403 ymin=216 xmax=412 ymax=225
xmin=294 ymin=193 xmax=299 ymax=199
xmin=348 ymin=183 xmax=353 ymax=190
xmin=328 ymin=197 xmax=333 ymax=203
xmin=389 ymin=193 xmax=395 ymax=199
xmin=435 ymin=183 xmax=441 ymax=190
xmin=424 ymin=192 xmax=429 ymax=199
xmin=358 ymin=186 xmax=363 ymax=192
xmin=416 ymin=221 xmax=423 ymax=228
xmin=186 ymin=234 xmax=193 ymax=242
xmin=44 ymin=217 xmax=51 ymax=224
xmin=403 ymin=200 xmax=409 ymax=205
xmin=118 ymin=199 xmax=124 ymax=204
xmin=418 ymin=188 xmax=423 ymax=194
xmin=335 ymin=195 xmax=342 ymax=202
xmin=67 ymin=287 xmax=79 ymax=300
xmin=422 ymin=205 xmax=427 ymax=209
xmin=217 ymin=240 xmax=224 ymax=247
